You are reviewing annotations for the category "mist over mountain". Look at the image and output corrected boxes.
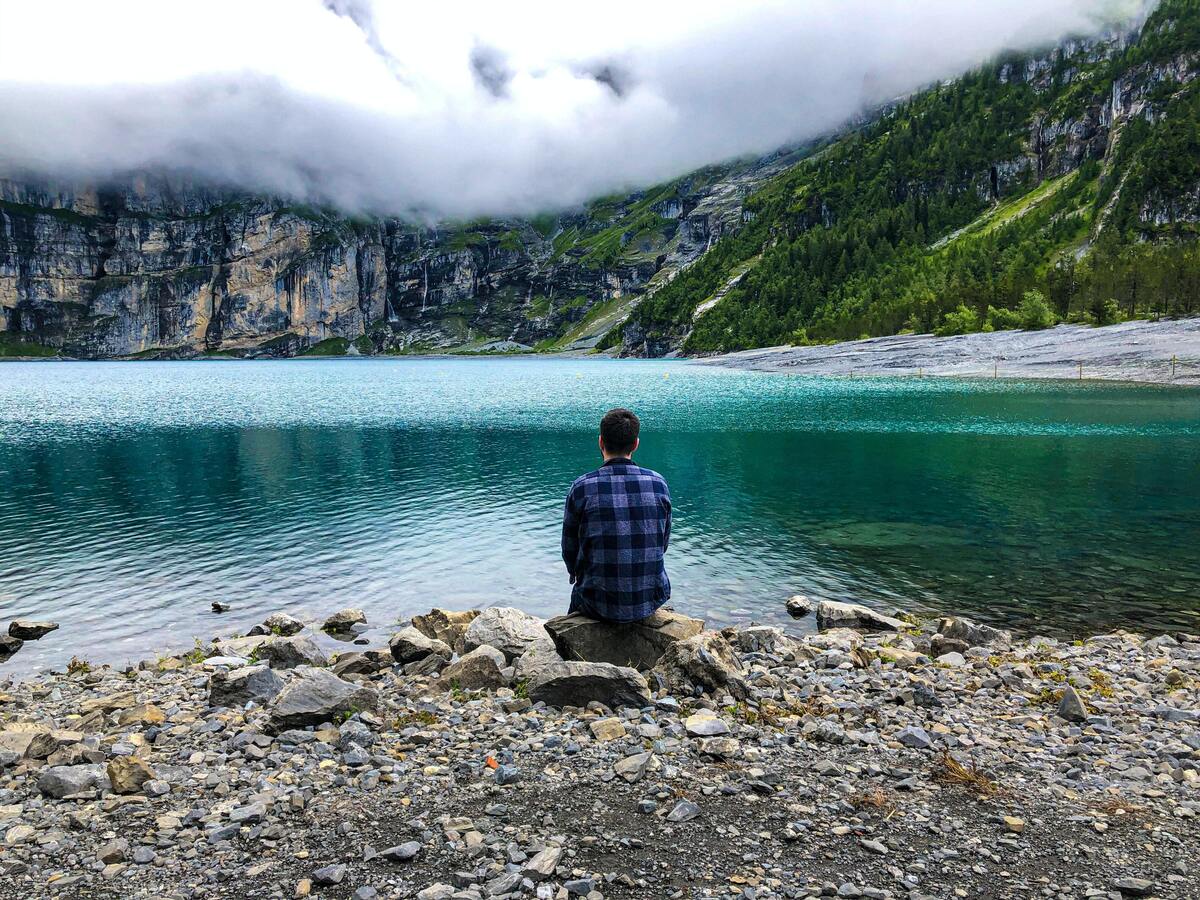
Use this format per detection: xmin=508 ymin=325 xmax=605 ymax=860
xmin=0 ymin=0 xmax=1141 ymax=219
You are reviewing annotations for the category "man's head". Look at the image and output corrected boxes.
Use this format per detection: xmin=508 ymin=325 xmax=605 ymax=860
xmin=599 ymin=407 xmax=640 ymax=459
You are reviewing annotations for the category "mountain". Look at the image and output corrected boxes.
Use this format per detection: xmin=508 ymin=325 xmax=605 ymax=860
xmin=616 ymin=0 xmax=1200 ymax=356
xmin=0 ymin=148 xmax=805 ymax=359
xmin=3 ymin=1 xmax=1198 ymax=361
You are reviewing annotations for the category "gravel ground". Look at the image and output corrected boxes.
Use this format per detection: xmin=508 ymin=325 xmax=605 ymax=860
xmin=1 ymin=605 xmax=1198 ymax=900
xmin=696 ymin=318 xmax=1200 ymax=385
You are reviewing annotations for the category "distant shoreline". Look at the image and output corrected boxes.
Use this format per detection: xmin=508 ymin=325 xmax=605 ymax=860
xmin=696 ymin=317 xmax=1200 ymax=386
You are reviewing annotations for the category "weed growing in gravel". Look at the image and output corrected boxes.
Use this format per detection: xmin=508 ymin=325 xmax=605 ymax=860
xmin=933 ymin=751 xmax=1002 ymax=797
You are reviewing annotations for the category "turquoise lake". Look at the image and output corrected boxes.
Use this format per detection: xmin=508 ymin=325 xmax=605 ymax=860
xmin=1 ymin=357 xmax=1198 ymax=672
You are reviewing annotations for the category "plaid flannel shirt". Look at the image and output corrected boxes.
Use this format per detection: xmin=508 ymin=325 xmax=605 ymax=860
xmin=561 ymin=457 xmax=672 ymax=622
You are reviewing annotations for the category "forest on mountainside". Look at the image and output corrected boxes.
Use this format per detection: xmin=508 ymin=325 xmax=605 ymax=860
xmin=616 ymin=0 xmax=1200 ymax=355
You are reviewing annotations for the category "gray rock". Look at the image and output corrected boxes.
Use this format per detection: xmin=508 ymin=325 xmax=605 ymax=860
xmin=522 ymin=846 xmax=562 ymax=880
xmin=332 ymin=649 xmax=393 ymax=677
xmin=816 ymin=600 xmax=907 ymax=632
xmin=937 ymin=616 xmax=1010 ymax=646
xmin=313 ymin=864 xmax=347 ymax=885
xmin=405 ymin=653 xmax=450 ymax=677
xmin=257 ymin=612 xmax=305 ymax=636
xmin=208 ymin=665 xmax=284 ymax=708
xmin=437 ymin=645 xmax=508 ymax=691
xmin=131 ymin=847 xmax=156 ymax=864
xmin=785 ymin=595 xmax=813 ymax=618
xmin=8 ymin=620 xmax=59 ymax=640
xmin=527 ymin=660 xmax=652 ymax=709
xmin=462 ymin=607 xmax=546 ymax=662
xmin=653 ymin=631 xmax=750 ymax=700
xmin=613 ymin=751 xmax=654 ymax=783
xmin=381 ymin=841 xmax=422 ymax=862
xmin=389 ymin=626 xmax=451 ymax=664
xmin=37 ymin=764 xmax=109 ymax=798
xmin=727 ymin=625 xmax=802 ymax=656
xmin=323 ymin=608 xmax=367 ymax=633
xmin=267 ymin=668 xmax=378 ymax=733
xmin=494 ymin=764 xmax=520 ymax=785
xmin=512 ymin=638 xmax=563 ymax=680
xmin=543 ymin=609 xmax=703 ymax=670
xmin=257 ymin=635 xmax=328 ymax=669
xmin=666 ymin=800 xmax=701 ymax=822
xmin=0 ymin=634 xmax=22 ymax=663
xmin=1058 ymin=685 xmax=1089 ymax=722
xmin=1112 ymin=877 xmax=1154 ymax=897
xmin=895 ymin=725 xmax=934 ymax=750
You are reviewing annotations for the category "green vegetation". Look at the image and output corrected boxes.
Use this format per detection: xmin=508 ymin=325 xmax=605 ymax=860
xmin=302 ymin=337 xmax=351 ymax=356
xmin=625 ymin=0 xmax=1200 ymax=353
xmin=0 ymin=333 xmax=59 ymax=358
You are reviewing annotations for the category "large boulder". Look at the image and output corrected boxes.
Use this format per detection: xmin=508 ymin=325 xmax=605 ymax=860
xmin=543 ymin=610 xmax=703 ymax=671
xmin=527 ymin=661 xmax=652 ymax=710
xmin=256 ymin=635 xmax=328 ymax=670
xmin=653 ymin=631 xmax=751 ymax=700
xmin=513 ymin=638 xmax=563 ymax=680
xmin=816 ymin=601 xmax=907 ymax=633
xmin=332 ymin=649 xmax=393 ymax=677
xmin=462 ymin=608 xmax=545 ymax=662
xmin=411 ymin=609 xmax=480 ymax=652
xmin=389 ymin=626 xmax=451 ymax=664
xmin=436 ymin=646 xmax=507 ymax=691
xmin=937 ymin=616 xmax=1010 ymax=647
xmin=107 ymin=756 xmax=155 ymax=795
xmin=8 ymin=620 xmax=59 ymax=641
xmin=38 ymin=764 xmax=110 ymax=799
xmin=267 ymin=669 xmax=378 ymax=733
xmin=208 ymin=665 xmax=285 ymax=708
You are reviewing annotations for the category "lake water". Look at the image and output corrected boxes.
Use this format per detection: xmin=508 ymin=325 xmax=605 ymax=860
xmin=1 ymin=358 xmax=1198 ymax=673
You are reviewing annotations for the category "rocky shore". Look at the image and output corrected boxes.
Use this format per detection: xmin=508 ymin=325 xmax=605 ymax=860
xmin=1 ymin=602 xmax=1198 ymax=900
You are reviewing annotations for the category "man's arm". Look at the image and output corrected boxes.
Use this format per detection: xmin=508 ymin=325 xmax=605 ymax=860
xmin=661 ymin=484 xmax=672 ymax=552
xmin=561 ymin=482 xmax=582 ymax=582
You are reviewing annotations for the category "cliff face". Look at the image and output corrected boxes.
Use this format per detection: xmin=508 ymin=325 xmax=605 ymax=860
xmin=0 ymin=151 xmax=798 ymax=358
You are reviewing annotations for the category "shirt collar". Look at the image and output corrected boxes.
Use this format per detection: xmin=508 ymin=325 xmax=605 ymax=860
xmin=602 ymin=457 xmax=634 ymax=467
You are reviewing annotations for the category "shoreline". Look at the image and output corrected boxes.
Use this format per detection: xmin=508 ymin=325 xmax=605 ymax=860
xmin=1 ymin=603 xmax=1197 ymax=899
xmin=695 ymin=318 xmax=1200 ymax=386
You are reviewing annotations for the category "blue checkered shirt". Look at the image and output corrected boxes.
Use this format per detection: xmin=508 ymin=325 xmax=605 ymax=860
xmin=561 ymin=457 xmax=672 ymax=622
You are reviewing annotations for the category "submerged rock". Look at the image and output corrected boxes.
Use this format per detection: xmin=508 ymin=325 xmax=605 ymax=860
xmin=543 ymin=609 xmax=703 ymax=670
xmin=785 ymin=595 xmax=813 ymax=618
xmin=8 ymin=620 xmax=59 ymax=641
xmin=323 ymin=608 xmax=367 ymax=633
xmin=815 ymin=600 xmax=907 ymax=633
xmin=462 ymin=607 xmax=546 ymax=662
xmin=267 ymin=669 xmax=378 ymax=732
xmin=249 ymin=612 xmax=306 ymax=637
xmin=526 ymin=660 xmax=651 ymax=709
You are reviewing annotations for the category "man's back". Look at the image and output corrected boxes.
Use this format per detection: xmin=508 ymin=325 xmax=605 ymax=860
xmin=561 ymin=458 xmax=672 ymax=623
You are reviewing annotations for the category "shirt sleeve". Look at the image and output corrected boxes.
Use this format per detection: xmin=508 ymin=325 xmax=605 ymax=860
xmin=561 ymin=481 xmax=583 ymax=578
xmin=661 ymin=483 xmax=672 ymax=552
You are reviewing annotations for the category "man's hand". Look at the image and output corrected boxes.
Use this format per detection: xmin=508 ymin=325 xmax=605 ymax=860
xmin=568 ymin=573 xmax=576 ymax=585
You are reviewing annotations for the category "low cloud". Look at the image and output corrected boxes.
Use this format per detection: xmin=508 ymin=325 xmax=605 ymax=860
xmin=0 ymin=0 xmax=1145 ymax=220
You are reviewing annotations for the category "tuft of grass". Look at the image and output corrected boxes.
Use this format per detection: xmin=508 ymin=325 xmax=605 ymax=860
xmin=849 ymin=787 xmax=896 ymax=814
xmin=66 ymin=657 xmax=93 ymax=675
xmin=395 ymin=710 xmax=439 ymax=728
xmin=933 ymin=751 xmax=1002 ymax=797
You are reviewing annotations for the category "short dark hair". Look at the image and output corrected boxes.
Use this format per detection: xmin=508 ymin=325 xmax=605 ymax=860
xmin=600 ymin=408 xmax=639 ymax=455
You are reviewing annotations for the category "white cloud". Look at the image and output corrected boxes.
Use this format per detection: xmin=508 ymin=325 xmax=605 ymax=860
xmin=0 ymin=0 xmax=1142 ymax=220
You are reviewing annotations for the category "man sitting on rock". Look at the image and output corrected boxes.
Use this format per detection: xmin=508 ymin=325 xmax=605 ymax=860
xmin=561 ymin=407 xmax=672 ymax=623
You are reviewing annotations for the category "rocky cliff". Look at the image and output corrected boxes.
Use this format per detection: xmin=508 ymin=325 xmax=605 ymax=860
xmin=0 ymin=150 xmax=802 ymax=358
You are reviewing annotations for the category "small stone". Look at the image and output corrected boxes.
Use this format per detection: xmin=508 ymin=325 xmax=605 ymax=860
xmin=522 ymin=846 xmax=562 ymax=881
xmin=1003 ymin=816 xmax=1025 ymax=834
xmin=785 ymin=595 xmax=813 ymax=618
xmin=666 ymin=799 xmax=701 ymax=822
xmin=590 ymin=717 xmax=627 ymax=741
xmin=313 ymin=864 xmax=347 ymax=885
xmin=614 ymin=751 xmax=654 ymax=783
xmin=684 ymin=710 xmax=730 ymax=737
xmin=895 ymin=725 xmax=933 ymax=750
xmin=1112 ymin=877 xmax=1154 ymax=897
xmin=323 ymin=608 xmax=367 ymax=633
xmin=131 ymin=847 xmax=156 ymax=864
xmin=1058 ymin=685 xmax=1089 ymax=723
xmin=860 ymin=838 xmax=887 ymax=855
xmin=381 ymin=841 xmax=422 ymax=862
xmin=494 ymin=764 xmax=520 ymax=785
xmin=107 ymin=755 xmax=156 ymax=794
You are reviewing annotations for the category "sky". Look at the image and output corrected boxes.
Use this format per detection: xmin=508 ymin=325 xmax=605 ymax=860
xmin=0 ymin=0 xmax=1143 ymax=221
